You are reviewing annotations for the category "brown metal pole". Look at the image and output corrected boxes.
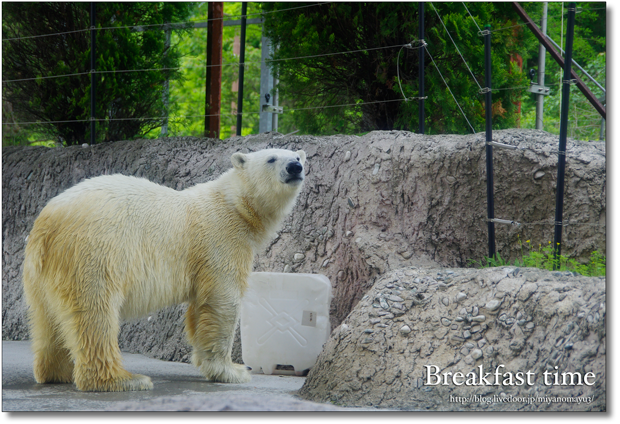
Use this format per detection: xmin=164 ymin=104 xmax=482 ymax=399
xmin=235 ymin=2 xmax=247 ymax=136
xmin=512 ymin=2 xmax=605 ymax=120
xmin=205 ymin=2 xmax=223 ymax=139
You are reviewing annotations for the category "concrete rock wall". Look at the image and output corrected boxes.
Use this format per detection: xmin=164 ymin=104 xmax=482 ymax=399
xmin=2 ymin=130 xmax=605 ymax=367
xmin=299 ymin=267 xmax=606 ymax=411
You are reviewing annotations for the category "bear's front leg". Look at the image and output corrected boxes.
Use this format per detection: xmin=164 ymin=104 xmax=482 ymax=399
xmin=185 ymin=294 xmax=251 ymax=384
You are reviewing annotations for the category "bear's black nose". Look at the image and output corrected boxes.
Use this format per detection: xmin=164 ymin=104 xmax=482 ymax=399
xmin=286 ymin=161 xmax=303 ymax=175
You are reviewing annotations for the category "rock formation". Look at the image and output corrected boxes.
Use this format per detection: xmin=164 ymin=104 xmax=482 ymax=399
xmin=299 ymin=266 xmax=605 ymax=411
xmin=3 ymin=130 xmax=605 ymax=374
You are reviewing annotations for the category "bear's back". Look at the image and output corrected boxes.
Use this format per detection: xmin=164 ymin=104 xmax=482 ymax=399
xmin=28 ymin=174 xmax=196 ymax=311
xmin=49 ymin=174 xmax=178 ymax=206
xmin=35 ymin=174 xmax=192 ymax=256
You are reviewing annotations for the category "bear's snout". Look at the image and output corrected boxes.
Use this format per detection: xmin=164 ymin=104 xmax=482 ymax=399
xmin=286 ymin=161 xmax=303 ymax=176
xmin=284 ymin=160 xmax=304 ymax=185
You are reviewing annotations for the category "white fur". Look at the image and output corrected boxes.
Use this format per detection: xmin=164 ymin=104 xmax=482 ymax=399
xmin=23 ymin=148 xmax=306 ymax=391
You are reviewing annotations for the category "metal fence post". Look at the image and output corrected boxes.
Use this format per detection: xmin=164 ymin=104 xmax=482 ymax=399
xmin=418 ymin=2 xmax=425 ymax=134
xmin=553 ymin=2 xmax=576 ymax=267
xmin=90 ymin=2 xmax=96 ymax=144
xmin=535 ymin=2 xmax=548 ymax=130
xmin=259 ymin=34 xmax=274 ymax=133
xmin=511 ymin=2 xmax=605 ymax=120
xmin=484 ymin=24 xmax=495 ymax=259
xmin=272 ymin=71 xmax=279 ymax=132
xmin=161 ymin=25 xmax=171 ymax=137
xmin=205 ymin=2 xmax=223 ymax=139
xmin=235 ymin=2 xmax=248 ymax=136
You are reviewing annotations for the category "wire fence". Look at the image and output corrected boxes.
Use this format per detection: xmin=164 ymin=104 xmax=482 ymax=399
xmin=0 ymin=2 xmax=330 ymax=42
xmin=1 ymin=12 xmax=604 ymax=133
xmin=1 ymin=2 xmax=606 ymax=258
xmin=2 ymin=3 xmax=605 ymax=138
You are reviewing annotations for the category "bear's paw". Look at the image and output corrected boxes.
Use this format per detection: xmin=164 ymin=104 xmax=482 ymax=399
xmin=200 ymin=360 xmax=252 ymax=384
xmin=77 ymin=373 xmax=154 ymax=392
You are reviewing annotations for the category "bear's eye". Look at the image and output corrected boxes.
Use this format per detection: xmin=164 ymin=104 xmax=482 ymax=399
xmin=296 ymin=157 xmax=300 ymax=161
xmin=267 ymin=157 xmax=276 ymax=164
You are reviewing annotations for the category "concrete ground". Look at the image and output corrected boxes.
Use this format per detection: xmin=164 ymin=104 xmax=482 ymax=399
xmin=2 ymin=341 xmax=385 ymax=412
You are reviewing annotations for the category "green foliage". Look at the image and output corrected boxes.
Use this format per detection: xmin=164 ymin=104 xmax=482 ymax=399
xmin=521 ymin=52 xmax=605 ymax=140
xmin=4 ymin=3 xmax=605 ymax=143
xmin=164 ymin=2 xmax=263 ymax=139
xmin=262 ymin=2 xmax=527 ymax=135
xmin=519 ymin=2 xmax=606 ymax=140
xmin=2 ymin=2 xmax=193 ymax=146
xmin=469 ymin=238 xmax=606 ymax=277
xmin=407 ymin=2 xmax=527 ymax=134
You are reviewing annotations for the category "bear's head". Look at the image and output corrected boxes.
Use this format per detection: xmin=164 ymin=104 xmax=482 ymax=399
xmin=231 ymin=148 xmax=306 ymax=187
xmin=230 ymin=149 xmax=307 ymax=205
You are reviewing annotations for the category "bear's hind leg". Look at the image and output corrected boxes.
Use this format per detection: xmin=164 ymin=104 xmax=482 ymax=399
xmin=30 ymin=306 xmax=74 ymax=384
xmin=185 ymin=302 xmax=203 ymax=368
xmin=63 ymin=308 xmax=153 ymax=392
xmin=188 ymin=300 xmax=250 ymax=384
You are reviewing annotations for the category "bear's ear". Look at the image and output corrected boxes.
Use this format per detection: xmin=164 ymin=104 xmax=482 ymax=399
xmin=231 ymin=152 xmax=248 ymax=170
xmin=296 ymin=150 xmax=306 ymax=165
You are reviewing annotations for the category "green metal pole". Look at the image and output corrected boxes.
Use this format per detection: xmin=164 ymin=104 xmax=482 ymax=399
xmin=553 ymin=3 xmax=576 ymax=268
xmin=484 ymin=24 xmax=495 ymax=259
xmin=90 ymin=2 xmax=96 ymax=144
xmin=418 ymin=2 xmax=425 ymax=134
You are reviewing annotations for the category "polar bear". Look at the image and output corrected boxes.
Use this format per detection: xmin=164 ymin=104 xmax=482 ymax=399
xmin=22 ymin=148 xmax=306 ymax=391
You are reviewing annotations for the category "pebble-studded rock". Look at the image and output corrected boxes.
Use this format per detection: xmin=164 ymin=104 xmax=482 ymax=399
xmin=299 ymin=266 xmax=605 ymax=411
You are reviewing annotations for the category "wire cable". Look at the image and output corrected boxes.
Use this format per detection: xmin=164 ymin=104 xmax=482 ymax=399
xmin=430 ymin=2 xmax=482 ymax=91
xmin=424 ymin=46 xmax=477 ymax=134
xmin=2 ymin=2 xmax=331 ymax=42
xmin=288 ymin=98 xmax=407 ymax=112
xmin=2 ymin=28 xmax=90 ymax=43
xmin=396 ymin=41 xmax=427 ymax=101
xmin=2 ymin=44 xmax=404 ymax=83
xmin=2 ymin=71 xmax=91 ymax=84
xmin=2 ymin=68 xmax=180 ymax=84
xmin=1 ymin=98 xmax=410 ymax=126
xmin=462 ymin=2 xmax=482 ymax=33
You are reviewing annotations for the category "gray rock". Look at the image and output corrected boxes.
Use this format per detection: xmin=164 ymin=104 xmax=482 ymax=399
xmin=299 ymin=267 xmax=606 ymax=412
xmin=455 ymin=292 xmax=468 ymax=303
xmin=485 ymin=299 xmax=502 ymax=311
xmin=3 ymin=130 xmax=605 ymax=351
xmin=379 ymin=297 xmax=389 ymax=310
xmin=1 ymin=131 xmax=606 ymax=410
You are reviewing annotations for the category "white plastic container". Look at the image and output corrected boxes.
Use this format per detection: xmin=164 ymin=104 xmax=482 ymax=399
xmin=240 ymin=272 xmax=332 ymax=375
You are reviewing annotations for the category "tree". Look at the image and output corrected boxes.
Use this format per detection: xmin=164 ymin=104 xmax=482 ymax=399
xmin=2 ymin=2 xmax=193 ymax=146
xmin=261 ymin=2 xmax=528 ymax=135
xmin=519 ymin=2 xmax=606 ymax=140
xmin=166 ymin=2 xmax=263 ymax=139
